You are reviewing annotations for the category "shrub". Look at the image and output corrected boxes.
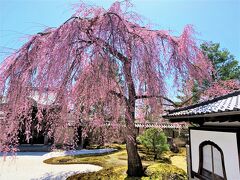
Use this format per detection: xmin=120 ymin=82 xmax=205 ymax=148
xmin=67 ymin=166 xmax=127 ymax=180
xmin=137 ymin=128 xmax=169 ymax=161
xmin=145 ymin=163 xmax=187 ymax=180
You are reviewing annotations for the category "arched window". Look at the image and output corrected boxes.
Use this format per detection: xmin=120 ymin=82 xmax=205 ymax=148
xmin=198 ymin=141 xmax=227 ymax=180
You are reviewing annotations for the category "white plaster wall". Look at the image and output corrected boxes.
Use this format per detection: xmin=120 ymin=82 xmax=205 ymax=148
xmin=190 ymin=129 xmax=240 ymax=180
xmin=31 ymin=91 xmax=56 ymax=105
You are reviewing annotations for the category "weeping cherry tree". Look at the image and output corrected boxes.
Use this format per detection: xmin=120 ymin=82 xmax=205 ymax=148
xmin=0 ymin=1 xmax=212 ymax=176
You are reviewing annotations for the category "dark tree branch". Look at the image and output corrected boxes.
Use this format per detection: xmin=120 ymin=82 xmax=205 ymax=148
xmin=135 ymin=88 xmax=206 ymax=108
xmin=135 ymin=95 xmax=179 ymax=107
xmin=109 ymin=90 xmax=127 ymax=102
xmin=96 ymin=38 xmax=129 ymax=62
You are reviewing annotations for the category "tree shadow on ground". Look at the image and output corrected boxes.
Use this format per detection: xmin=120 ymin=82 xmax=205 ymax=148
xmin=32 ymin=171 xmax=87 ymax=180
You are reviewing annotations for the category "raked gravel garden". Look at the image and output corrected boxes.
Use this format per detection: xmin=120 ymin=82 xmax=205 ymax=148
xmin=0 ymin=149 xmax=115 ymax=180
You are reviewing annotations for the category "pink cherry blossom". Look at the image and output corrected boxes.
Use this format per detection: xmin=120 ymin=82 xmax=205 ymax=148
xmin=0 ymin=1 xmax=212 ymax=176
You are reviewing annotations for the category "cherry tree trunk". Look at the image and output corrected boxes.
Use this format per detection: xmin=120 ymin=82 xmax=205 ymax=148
xmin=123 ymin=61 xmax=144 ymax=176
xmin=125 ymin=118 xmax=143 ymax=177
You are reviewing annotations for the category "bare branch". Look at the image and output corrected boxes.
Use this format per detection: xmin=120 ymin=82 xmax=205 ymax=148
xmin=135 ymin=95 xmax=179 ymax=107
xmin=109 ymin=90 xmax=127 ymax=102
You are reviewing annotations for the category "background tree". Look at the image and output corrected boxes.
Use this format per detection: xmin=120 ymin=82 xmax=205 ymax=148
xmin=200 ymin=42 xmax=240 ymax=99
xmin=177 ymin=42 xmax=240 ymax=104
xmin=0 ymin=1 xmax=212 ymax=176
xmin=201 ymin=42 xmax=240 ymax=81
xmin=137 ymin=128 xmax=169 ymax=161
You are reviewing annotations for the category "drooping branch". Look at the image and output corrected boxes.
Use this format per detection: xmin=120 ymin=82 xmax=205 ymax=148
xmin=0 ymin=1 xmax=213 ymax=157
xmin=100 ymin=39 xmax=129 ymax=62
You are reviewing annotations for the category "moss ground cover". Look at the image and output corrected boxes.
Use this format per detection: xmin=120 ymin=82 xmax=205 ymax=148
xmin=162 ymin=148 xmax=187 ymax=172
xmin=44 ymin=144 xmax=187 ymax=180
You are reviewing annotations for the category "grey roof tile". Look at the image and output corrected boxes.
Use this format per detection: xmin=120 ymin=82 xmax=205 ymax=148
xmin=165 ymin=90 xmax=240 ymax=118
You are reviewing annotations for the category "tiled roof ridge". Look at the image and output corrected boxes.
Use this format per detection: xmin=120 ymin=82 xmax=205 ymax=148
xmin=167 ymin=90 xmax=240 ymax=114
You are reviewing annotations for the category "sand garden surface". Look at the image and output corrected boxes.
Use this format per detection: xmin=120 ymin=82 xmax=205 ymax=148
xmin=0 ymin=149 xmax=115 ymax=180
